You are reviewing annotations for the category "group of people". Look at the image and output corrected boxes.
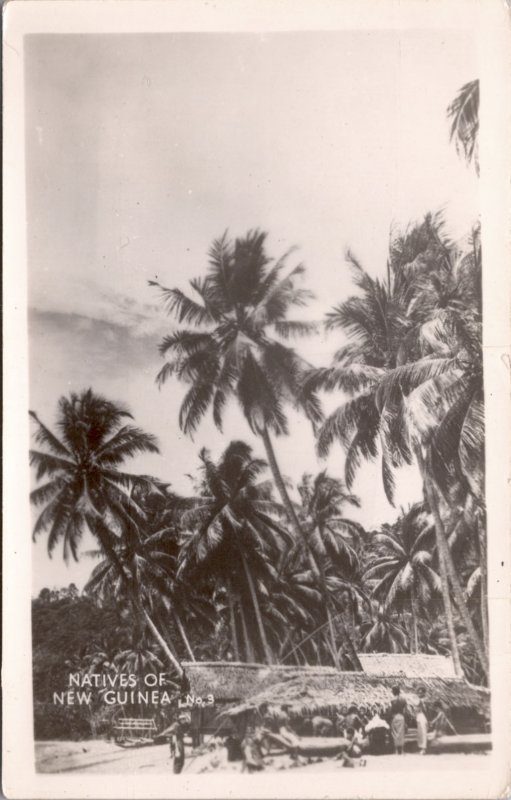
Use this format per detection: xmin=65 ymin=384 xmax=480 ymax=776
xmin=334 ymin=686 xmax=456 ymax=757
xmin=247 ymin=686 xmax=457 ymax=764
xmin=166 ymin=686 xmax=457 ymax=773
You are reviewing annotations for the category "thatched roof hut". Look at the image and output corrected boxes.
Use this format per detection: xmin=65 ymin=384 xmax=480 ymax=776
xmin=183 ymin=658 xmax=489 ymax=722
xmin=222 ymin=671 xmax=489 ymax=721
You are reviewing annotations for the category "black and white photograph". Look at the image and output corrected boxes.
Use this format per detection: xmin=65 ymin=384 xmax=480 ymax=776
xmin=3 ymin=1 xmax=510 ymax=798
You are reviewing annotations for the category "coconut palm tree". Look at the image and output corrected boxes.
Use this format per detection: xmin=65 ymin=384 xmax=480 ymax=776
xmin=30 ymin=389 xmax=159 ymax=563
xmin=310 ymin=216 xmax=487 ymax=677
xmin=374 ymin=225 xmax=488 ymax=676
xmin=29 ymin=389 xmax=183 ymax=675
xmin=150 ymin=229 xmax=322 ymax=558
xmin=309 ymin=246 xmax=414 ymax=504
xmin=360 ymin=602 xmax=409 ymax=654
xmin=364 ymin=505 xmax=441 ymax=653
xmin=268 ymin=545 xmax=323 ymax=664
xmin=296 ymin=471 xmax=367 ymax=664
xmin=297 ymin=471 xmax=364 ymax=570
xmin=447 ymin=80 xmax=479 ymax=174
xmin=85 ymin=509 xmax=212 ymax=666
xmin=177 ymin=440 xmax=292 ymax=664
xmin=114 ymin=638 xmax=165 ymax=681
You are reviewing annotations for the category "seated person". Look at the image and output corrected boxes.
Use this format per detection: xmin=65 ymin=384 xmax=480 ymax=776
xmin=358 ymin=704 xmax=370 ymax=729
xmin=345 ymin=726 xmax=363 ymax=758
xmin=311 ymin=715 xmax=334 ymax=737
xmin=365 ymin=706 xmax=390 ymax=754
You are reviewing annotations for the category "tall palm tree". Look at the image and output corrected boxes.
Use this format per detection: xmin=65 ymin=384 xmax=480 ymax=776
xmin=177 ymin=440 xmax=291 ymax=664
xmin=29 ymin=389 xmax=182 ymax=675
xmin=364 ymin=505 xmax=441 ymax=653
xmin=310 ymin=216 xmax=486 ymax=677
xmin=297 ymin=471 xmax=367 ymax=666
xmin=447 ymin=80 xmax=479 ymax=174
xmin=150 ymin=230 xmax=322 ymax=559
xmin=374 ymin=225 xmax=487 ymax=675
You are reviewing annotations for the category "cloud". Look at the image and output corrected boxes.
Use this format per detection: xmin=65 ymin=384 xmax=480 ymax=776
xmin=31 ymin=275 xmax=170 ymax=340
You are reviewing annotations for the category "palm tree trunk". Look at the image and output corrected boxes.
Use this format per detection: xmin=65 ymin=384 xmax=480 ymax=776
xmin=89 ymin=516 xmax=185 ymax=677
xmin=326 ymin=607 xmax=339 ymax=666
xmin=259 ymin=425 xmax=365 ymax=669
xmin=173 ymin=611 xmax=195 ymax=662
xmin=259 ymin=424 xmax=311 ymax=553
xmin=239 ymin=549 xmax=274 ymax=665
xmin=348 ymin=593 xmax=358 ymax=651
xmin=142 ymin=608 xmax=184 ymax=677
xmin=424 ymin=455 xmax=488 ymax=678
xmin=239 ymin=602 xmax=256 ymax=662
xmin=259 ymin=425 xmax=341 ymax=665
xmin=410 ymin=584 xmax=419 ymax=654
xmin=415 ymin=454 xmax=462 ymax=676
xmin=419 ymin=451 xmax=488 ymax=677
xmin=228 ymin=587 xmax=240 ymax=661
xmin=439 ymin=524 xmax=489 ymax=677
xmin=155 ymin=611 xmax=180 ymax=659
xmin=476 ymin=516 xmax=489 ymax=655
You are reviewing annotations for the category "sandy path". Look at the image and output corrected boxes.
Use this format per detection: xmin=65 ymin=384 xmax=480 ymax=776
xmin=35 ymin=741 xmax=489 ymax=775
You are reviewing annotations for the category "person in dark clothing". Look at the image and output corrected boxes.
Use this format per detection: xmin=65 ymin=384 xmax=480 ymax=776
xmin=389 ymin=686 xmax=407 ymax=754
xmin=241 ymin=728 xmax=265 ymax=773
xmin=345 ymin=705 xmax=362 ymax=732
xmin=365 ymin=705 xmax=390 ymax=755
xmin=168 ymin=713 xmax=190 ymax=774
xmin=225 ymin=735 xmax=243 ymax=761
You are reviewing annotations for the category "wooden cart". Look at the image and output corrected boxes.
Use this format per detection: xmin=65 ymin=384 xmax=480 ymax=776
xmin=113 ymin=717 xmax=158 ymax=747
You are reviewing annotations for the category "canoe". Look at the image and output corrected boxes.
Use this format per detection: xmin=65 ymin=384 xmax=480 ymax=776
xmin=266 ymin=732 xmax=350 ymax=757
xmin=429 ymin=733 xmax=492 ymax=752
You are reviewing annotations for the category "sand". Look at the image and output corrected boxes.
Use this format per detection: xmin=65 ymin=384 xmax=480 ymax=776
xmin=35 ymin=741 xmax=490 ymax=775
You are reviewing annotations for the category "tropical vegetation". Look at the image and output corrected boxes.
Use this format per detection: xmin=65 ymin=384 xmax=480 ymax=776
xmin=30 ymin=80 xmax=488 ymax=740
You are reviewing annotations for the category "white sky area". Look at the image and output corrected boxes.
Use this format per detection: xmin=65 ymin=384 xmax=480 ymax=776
xmin=26 ymin=31 xmax=479 ymax=593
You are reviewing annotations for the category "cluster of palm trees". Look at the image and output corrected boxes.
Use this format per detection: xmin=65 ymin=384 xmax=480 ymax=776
xmin=30 ymin=81 xmax=487 ymax=685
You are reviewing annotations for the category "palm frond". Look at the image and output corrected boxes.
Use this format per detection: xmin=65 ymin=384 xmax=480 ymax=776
xmin=150 ymin=283 xmax=214 ymax=327
xmin=447 ymin=80 xmax=479 ymax=170
xmin=29 ymin=411 xmax=72 ymax=456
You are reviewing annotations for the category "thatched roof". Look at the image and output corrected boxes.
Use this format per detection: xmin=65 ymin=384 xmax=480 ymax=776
xmin=183 ymin=661 xmax=489 ymax=718
xmin=183 ymin=662 xmax=331 ymax=702
xmin=358 ymin=653 xmax=457 ymax=678
xmin=222 ymin=672 xmax=490 ymax=719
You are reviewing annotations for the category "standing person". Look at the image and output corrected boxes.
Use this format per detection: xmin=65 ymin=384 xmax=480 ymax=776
xmin=168 ymin=712 xmax=190 ymax=774
xmin=416 ymin=687 xmax=429 ymax=755
xmin=241 ymin=728 xmax=264 ymax=773
xmin=389 ymin=686 xmax=407 ymax=754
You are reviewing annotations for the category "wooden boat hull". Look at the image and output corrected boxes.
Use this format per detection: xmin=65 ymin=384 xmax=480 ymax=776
xmin=429 ymin=733 xmax=492 ymax=752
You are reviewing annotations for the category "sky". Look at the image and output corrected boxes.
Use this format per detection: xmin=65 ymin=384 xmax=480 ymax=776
xmin=25 ymin=30 xmax=479 ymax=593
